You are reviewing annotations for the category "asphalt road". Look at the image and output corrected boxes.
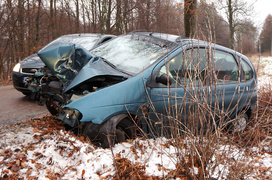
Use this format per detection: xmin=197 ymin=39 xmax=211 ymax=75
xmin=0 ymin=85 xmax=48 ymax=127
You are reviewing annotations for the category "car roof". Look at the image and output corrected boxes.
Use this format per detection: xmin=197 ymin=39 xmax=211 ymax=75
xmin=129 ymin=31 xmax=246 ymax=60
xmin=129 ymin=31 xmax=187 ymax=43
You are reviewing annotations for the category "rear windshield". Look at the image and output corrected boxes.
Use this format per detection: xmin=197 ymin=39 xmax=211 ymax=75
xmin=90 ymin=34 xmax=178 ymax=74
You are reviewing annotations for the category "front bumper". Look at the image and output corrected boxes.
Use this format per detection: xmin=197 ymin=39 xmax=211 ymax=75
xmin=12 ymin=72 xmax=33 ymax=93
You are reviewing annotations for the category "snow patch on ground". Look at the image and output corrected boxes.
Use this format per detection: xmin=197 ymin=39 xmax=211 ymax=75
xmin=258 ymin=56 xmax=272 ymax=89
xmin=1 ymin=126 xmax=272 ymax=179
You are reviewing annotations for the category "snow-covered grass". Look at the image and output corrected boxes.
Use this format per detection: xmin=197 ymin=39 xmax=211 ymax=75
xmin=1 ymin=56 xmax=272 ymax=179
xmin=257 ymin=56 xmax=272 ymax=89
xmin=0 ymin=121 xmax=271 ymax=179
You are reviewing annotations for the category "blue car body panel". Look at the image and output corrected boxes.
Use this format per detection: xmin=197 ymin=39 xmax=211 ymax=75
xmin=66 ymin=72 xmax=151 ymax=124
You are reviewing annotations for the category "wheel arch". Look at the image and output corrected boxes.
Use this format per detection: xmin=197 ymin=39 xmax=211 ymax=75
xmin=99 ymin=113 xmax=140 ymax=135
xmin=237 ymin=105 xmax=252 ymax=119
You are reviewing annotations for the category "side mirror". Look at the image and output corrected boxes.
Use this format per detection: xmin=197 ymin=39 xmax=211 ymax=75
xmin=155 ymin=73 xmax=172 ymax=86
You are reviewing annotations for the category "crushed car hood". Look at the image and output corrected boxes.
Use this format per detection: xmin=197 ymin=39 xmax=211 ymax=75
xmin=38 ymin=43 xmax=128 ymax=91
xmin=37 ymin=43 xmax=94 ymax=89
xmin=65 ymin=57 xmax=128 ymax=92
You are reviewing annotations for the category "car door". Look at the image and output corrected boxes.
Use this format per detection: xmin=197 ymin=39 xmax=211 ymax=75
xmin=147 ymin=47 xmax=209 ymax=136
xmin=212 ymin=50 xmax=242 ymax=126
xmin=239 ymin=58 xmax=257 ymax=109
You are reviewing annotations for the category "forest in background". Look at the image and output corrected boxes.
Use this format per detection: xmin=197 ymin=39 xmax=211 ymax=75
xmin=0 ymin=0 xmax=271 ymax=80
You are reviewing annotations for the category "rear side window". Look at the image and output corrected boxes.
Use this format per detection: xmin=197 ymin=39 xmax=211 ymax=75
xmin=241 ymin=60 xmax=253 ymax=81
xmin=214 ymin=51 xmax=239 ymax=84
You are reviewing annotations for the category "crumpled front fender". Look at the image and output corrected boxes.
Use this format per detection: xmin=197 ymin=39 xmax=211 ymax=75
xmin=63 ymin=74 xmax=149 ymax=125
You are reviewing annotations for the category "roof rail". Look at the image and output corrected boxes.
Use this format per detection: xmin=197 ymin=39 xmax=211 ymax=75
xmin=175 ymin=36 xmax=189 ymax=42
xmin=130 ymin=30 xmax=152 ymax=33
xmin=130 ymin=30 xmax=156 ymax=37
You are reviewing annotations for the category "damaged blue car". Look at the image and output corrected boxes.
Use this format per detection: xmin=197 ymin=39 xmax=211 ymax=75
xmin=37 ymin=31 xmax=257 ymax=147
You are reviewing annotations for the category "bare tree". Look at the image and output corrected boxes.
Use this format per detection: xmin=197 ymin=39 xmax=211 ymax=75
xmin=184 ymin=0 xmax=197 ymax=37
xmin=236 ymin=19 xmax=257 ymax=54
xmin=35 ymin=0 xmax=42 ymax=47
xmin=115 ymin=0 xmax=122 ymax=34
xmin=17 ymin=0 xmax=25 ymax=59
xmin=260 ymin=14 xmax=272 ymax=54
xmin=218 ymin=0 xmax=254 ymax=50
xmin=49 ymin=0 xmax=55 ymax=39
xmin=74 ymin=0 xmax=80 ymax=32
xmin=198 ymin=1 xmax=229 ymax=47
xmin=0 ymin=0 xmax=186 ymax=79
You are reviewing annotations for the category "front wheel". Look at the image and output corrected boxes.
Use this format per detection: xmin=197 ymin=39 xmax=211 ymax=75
xmin=46 ymin=96 xmax=66 ymax=115
xmin=228 ymin=113 xmax=248 ymax=133
xmin=46 ymin=99 xmax=61 ymax=115
xmin=101 ymin=118 xmax=137 ymax=148
xmin=22 ymin=92 xmax=32 ymax=96
xmin=114 ymin=127 xmax=126 ymax=143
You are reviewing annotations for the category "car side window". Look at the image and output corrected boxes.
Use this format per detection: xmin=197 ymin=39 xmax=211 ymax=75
xmin=214 ymin=51 xmax=239 ymax=83
xmin=241 ymin=60 xmax=253 ymax=81
xmin=158 ymin=48 xmax=208 ymax=87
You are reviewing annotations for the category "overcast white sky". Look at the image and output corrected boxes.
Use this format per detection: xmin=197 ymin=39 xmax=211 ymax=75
xmin=204 ymin=0 xmax=272 ymax=32
xmin=253 ymin=0 xmax=272 ymax=28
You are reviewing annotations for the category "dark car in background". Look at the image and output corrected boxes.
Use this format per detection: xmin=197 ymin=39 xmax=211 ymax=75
xmin=36 ymin=31 xmax=258 ymax=147
xmin=12 ymin=34 xmax=116 ymax=95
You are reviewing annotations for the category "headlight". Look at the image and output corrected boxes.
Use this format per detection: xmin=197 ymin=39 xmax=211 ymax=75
xmin=13 ymin=63 xmax=21 ymax=72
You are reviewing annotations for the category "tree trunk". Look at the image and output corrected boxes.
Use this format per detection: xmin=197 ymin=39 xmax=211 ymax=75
xmin=75 ymin=0 xmax=80 ymax=32
xmin=228 ymin=0 xmax=235 ymax=49
xmin=81 ymin=0 xmax=86 ymax=32
xmin=49 ymin=0 xmax=54 ymax=40
xmin=91 ymin=0 xmax=97 ymax=32
xmin=116 ymin=0 xmax=122 ymax=34
xmin=184 ymin=0 xmax=197 ymax=38
xmin=106 ymin=0 xmax=112 ymax=33
xmin=17 ymin=0 xmax=25 ymax=60
xmin=35 ymin=0 xmax=42 ymax=47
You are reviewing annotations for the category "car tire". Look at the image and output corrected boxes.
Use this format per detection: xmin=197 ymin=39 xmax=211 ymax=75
xmin=101 ymin=118 xmax=136 ymax=148
xmin=22 ymin=92 xmax=32 ymax=96
xmin=115 ymin=127 xmax=126 ymax=143
xmin=101 ymin=127 xmax=126 ymax=148
xmin=46 ymin=99 xmax=61 ymax=115
xmin=228 ymin=113 xmax=248 ymax=133
xmin=116 ymin=118 xmax=137 ymax=139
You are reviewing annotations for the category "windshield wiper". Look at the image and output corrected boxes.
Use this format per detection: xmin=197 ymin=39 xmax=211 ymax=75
xmin=100 ymin=57 xmax=116 ymax=69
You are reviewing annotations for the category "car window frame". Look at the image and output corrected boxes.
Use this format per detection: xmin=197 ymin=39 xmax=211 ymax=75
xmin=149 ymin=46 xmax=252 ymax=88
xmin=212 ymin=49 xmax=245 ymax=85
xmin=240 ymin=58 xmax=254 ymax=82
xmin=148 ymin=46 xmax=211 ymax=88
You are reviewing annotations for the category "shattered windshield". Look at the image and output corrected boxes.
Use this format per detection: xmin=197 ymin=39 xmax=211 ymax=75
xmin=42 ymin=35 xmax=99 ymax=51
xmin=90 ymin=34 xmax=177 ymax=74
